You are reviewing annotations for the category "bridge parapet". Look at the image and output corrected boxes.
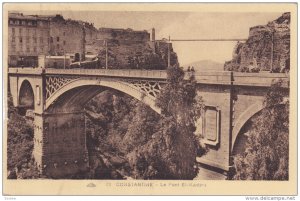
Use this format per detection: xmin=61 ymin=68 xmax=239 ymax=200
xmin=8 ymin=67 xmax=44 ymax=75
xmin=45 ymin=68 xmax=168 ymax=79
xmin=233 ymin=72 xmax=289 ymax=87
xmin=192 ymin=71 xmax=232 ymax=85
xmin=8 ymin=67 xmax=289 ymax=88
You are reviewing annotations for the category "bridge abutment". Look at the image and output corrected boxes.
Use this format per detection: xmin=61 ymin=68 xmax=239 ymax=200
xmin=33 ymin=111 xmax=89 ymax=178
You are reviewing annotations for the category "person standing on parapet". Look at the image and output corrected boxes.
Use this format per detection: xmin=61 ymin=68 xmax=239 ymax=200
xmin=248 ymin=62 xmax=254 ymax=72
xmin=187 ymin=66 xmax=191 ymax=72
xmin=191 ymin=66 xmax=195 ymax=72
xmin=249 ymin=57 xmax=258 ymax=72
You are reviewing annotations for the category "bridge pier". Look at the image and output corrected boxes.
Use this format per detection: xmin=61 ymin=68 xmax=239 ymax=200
xmin=33 ymin=111 xmax=89 ymax=178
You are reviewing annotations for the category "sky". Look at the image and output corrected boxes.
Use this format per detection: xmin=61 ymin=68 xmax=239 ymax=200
xmin=22 ymin=11 xmax=282 ymax=65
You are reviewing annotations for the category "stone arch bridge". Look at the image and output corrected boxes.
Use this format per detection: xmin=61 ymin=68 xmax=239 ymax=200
xmin=8 ymin=67 xmax=289 ymax=179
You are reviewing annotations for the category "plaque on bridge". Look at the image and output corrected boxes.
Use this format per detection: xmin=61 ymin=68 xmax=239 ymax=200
xmin=202 ymin=106 xmax=220 ymax=146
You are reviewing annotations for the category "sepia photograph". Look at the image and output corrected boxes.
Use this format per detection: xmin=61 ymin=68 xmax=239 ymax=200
xmin=2 ymin=2 xmax=297 ymax=196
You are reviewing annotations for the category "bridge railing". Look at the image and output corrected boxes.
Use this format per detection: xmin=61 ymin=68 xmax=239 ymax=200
xmin=8 ymin=67 xmax=43 ymax=74
xmin=8 ymin=67 xmax=289 ymax=87
xmin=191 ymin=71 xmax=233 ymax=84
xmin=233 ymin=72 xmax=289 ymax=87
xmin=44 ymin=68 xmax=168 ymax=79
xmin=188 ymin=71 xmax=289 ymax=87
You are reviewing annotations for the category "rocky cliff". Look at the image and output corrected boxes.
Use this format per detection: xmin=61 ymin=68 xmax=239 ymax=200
xmin=224 ymin=12 xmax=290 ymax=72
xmin=86 ymin=37 xmax=178 ymax=70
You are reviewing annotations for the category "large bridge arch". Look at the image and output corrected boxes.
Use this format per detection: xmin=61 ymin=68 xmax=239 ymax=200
xmin=45 ymin=78 xmax=161 ymax=114
xmin=36 ymin=78 xmax=162 ymax=177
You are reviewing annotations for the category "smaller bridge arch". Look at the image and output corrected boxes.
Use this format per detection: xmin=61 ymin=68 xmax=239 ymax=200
xmin=18 ymin=79 xmax=35 ymax=109
xmin=232 ymin=101 xmax=264 ymax=152
xmin=231 ymin=100 xmax=288 ymax=154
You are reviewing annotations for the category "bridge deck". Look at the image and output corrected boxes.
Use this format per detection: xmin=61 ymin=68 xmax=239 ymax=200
xmin=8 ymin=68 xmax=289 ymax=87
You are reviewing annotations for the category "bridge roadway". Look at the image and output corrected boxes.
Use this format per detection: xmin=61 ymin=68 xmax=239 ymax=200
xmin=8 ymin=67 xmax=289 ymax=87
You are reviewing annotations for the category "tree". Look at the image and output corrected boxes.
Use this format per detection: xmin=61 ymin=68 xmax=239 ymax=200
xmin=126 ymin=66 xmax=203 ymax=179
xmin=82 ymin=67 xmax=203 ymax=179
xmin=7 ymin=91 xmax=39 ymax=179
xmin=122 ymin=101 xmax=160 ymax=153
xmin=233 ymin=80 xmax=289 ymax=180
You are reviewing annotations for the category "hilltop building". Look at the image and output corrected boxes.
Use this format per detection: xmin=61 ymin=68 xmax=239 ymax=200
xmin=48 ymin=15 xmax=86 ymax=61
xmin=8 ymin=13 xmax=96 ymax=66
xmin=8 ymin=13 xmax=50 ymax=66
xmin=8 ymin=12 xmax=159 ymax=68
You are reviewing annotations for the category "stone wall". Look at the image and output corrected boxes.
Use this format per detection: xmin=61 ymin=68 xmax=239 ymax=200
xmin=38 ymin=112 xmax=89 ymax=178
xmin=97 ymin=28 xmax=150 ymax=44
xmin=49 ymin=15 xmax=85 ymax=59
xmin=224 ymin=12 xmax=290 ymax=72
xmin=86 ymin=36 xmax=177 ymax=69
xmin=84 ymin=23 xmax=98 ymax=43
xmin=83 ymin=28 xmax=153 ymax=65
xmin=196 ymin=84 xmax=232 ymax=172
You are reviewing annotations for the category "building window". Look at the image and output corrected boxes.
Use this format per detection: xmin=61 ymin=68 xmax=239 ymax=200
xmin=57 ymin=37 xmax=59 ymax=42
xmin=11 ymin=45 xmax=16 ymax=52
xmin=9 ymin=20 xmax=13 ymax=25
xmin=57 ymin=44 xmax=60 ymax=49
xmin=19 ymin=37 xmax=23 ymax=43
xmin=28 ymin=21 xmax=32 ymax=26
xmin=27 ymin=46 xmax=30 ymax=52
xmin=27 ymin=28 xmax=30 ymax=35
xmin=40 ymin=37 xmax=43 ymax=44
xmin=41 ymin=47 xmax=44 ymax=52
xmin=63 ymin=41 xmax=66 ymax=45
xmin=15 ymin=20 xmax=19 ymax=25
xmin=63 ymin=32 xmax=65 ymax=36
xmin=12 ymin=28 xmax=15 ymax=35
xmin=26 ymin=36 xmax=30 ymax=43
xmin=33 ymin=47 xmax=37 ymax=52
xmin=19 ymin=28 xmax=22 ymax=34
xmin=22 ymin=21 xmax=26 ymax=25
xmin=50 ymin=37 xmax=53 ymax=43
xmin=18 ymin=44 xmax=22 ymax=52
xmin=33 ymin=37 xmax=37 ymax=43
xmin=11 ymin=36 xmax=15 ymax=43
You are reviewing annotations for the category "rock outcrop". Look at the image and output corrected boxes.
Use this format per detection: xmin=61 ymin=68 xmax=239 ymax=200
xmin=87 ymin=37 xmax=178 ymax=70
xmin=224 ymin=12 xmax=290 ymax=72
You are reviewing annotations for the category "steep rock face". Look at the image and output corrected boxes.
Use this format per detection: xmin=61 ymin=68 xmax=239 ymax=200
xmin=87 ymin=38 xmax=178 ymax=69
xmin=224 ymin=12 xmax=290 ymax=72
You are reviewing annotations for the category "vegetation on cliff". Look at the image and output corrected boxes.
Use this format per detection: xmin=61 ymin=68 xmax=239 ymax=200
xmin=7 ymin=92 xmax=39 ymax=179
xmin=224 ymin=12 xmax=290 ymax=72
xmin=127 ymin=66 xmax=204 ymax=179
xmin=233 ymin=81 xmax=289 ymax=180
xmin=95 ymin=40 xmax=178 ymax=69
xmin=84 ymin=66 xmax=203 ymax=179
